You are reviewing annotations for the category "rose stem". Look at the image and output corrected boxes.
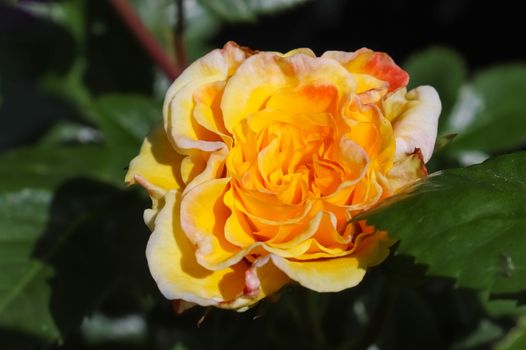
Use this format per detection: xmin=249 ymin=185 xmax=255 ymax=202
xmin=174 ymin=0 xmax=188 ymax=72
xmin=109 ymin=0 xmax=182 ymax=80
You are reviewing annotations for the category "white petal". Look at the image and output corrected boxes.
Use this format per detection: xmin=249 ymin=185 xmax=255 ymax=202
xmin=393 ymin=86 xmax=441 ymax=162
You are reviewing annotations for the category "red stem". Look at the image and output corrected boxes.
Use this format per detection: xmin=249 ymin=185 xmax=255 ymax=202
xmin=109 ymin=0 xmax=181 ymax=81
xmin=174 ymin=0 xmax=188 ymax=69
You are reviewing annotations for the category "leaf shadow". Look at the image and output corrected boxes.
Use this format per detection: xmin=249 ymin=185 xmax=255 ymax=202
xmin=31 ymin=178 xmax=152 ymax=341
xmin=0 ymin=328 xmax=45 ymax=350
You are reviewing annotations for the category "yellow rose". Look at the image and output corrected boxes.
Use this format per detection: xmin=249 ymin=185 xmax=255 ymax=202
xmin=125 ymin=42 xmax=441 ymax=311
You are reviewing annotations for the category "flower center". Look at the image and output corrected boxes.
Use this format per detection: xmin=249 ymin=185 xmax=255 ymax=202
xmin=227 ymin=106 xmax=372 ymax=207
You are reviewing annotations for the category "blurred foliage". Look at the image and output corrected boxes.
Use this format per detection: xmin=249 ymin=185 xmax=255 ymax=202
xmin=197 ymin=0 xmax=309 ymax=22
xmin=404 ymin=47 xmax=467 ymax=132
xmin=0 ymin=0 xmax=525 ymax=349
xmin=445 ymin=66 xmax=526 ymax=156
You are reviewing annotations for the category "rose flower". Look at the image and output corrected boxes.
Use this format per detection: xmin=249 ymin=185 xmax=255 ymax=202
xmin=126 ymin=42 xmax=441 ymax=311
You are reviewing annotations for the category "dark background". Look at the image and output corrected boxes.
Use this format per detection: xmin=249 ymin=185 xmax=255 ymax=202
xmin=214 ymin=0 xmax=523 ymax=69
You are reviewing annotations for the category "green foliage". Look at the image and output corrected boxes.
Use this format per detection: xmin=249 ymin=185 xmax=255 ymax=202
xmin=0 ymin=189 xmax=58 ymax=340
xmin=495 ymin=318 xmax=526 ymax=350
xmin=0 ymin=182 xmax=150 ymax=342
xmin=129 ymin=0 xmax=221 ymax=61
xmin=0 ymin=138 xmax=151 ymax=344
xmin=362 ymin=152 xmax=526 ymax=295
xmin=0 ymin=63 xmax=159 ymax=346
xmin=452 ymin=320 xmax=504 ymax=350
xmin=409 ymin=49 xmax=526 ymax=175
xmin=89 ymin=95 xmax=162 ymax=183
xmin=197 ymin=0 xmax=310 ymax=22
xmin=404 ymin=47 xmax=467 ymax=132
xmin=0 ymin=145 xmax=108 ymax=192
xmin=445 ymin=65 xmax=526 ymax=155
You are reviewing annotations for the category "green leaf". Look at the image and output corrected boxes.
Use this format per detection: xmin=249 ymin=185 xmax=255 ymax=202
xmin=16 ymin=0 xmax=86 ymax=42
xmin=0 ymin=145 xmax=109 ymax=192
xmin=495 ymin=318 xmax=526 ymax=350
xmin=477 ymin=291 xmax=526 ymax=319
xmin=92 ymin=95 xmax=161 ymax=145
xmin=197 ymin=0 xmax=309 ymax=22
xmin=129 ymin=0 xmax=221 ymax=64
xmin=404 ymin=47 xmax=466 ymax=132
xmin=446 ymin=65 xmax=526 ymax=155
xmin=40 ymin=68 xmax=161 ymax=185
xmin=0 ymin=178 xmax=150 ymax=343
xmin=39 ymin=65 xmax=161 ymax=178
xmin=0 ymin=189 xmax=58 ymax=340
xmin=361 ymin=152 xmax=526 ymax=295
xmin=0 ymin=145 xmax=104 ymax=340
xmin=0 ymin=138 xmax=152 ymax=343
xmin=90 ymin=95 xmax=161 ymax=182
xmin=433 ymin=133 xmax=458 ymax=153
xmin=37 ymin=122 xmax=102 ymax=146
xmin=451 ymin=320 xmax=503 ymax=350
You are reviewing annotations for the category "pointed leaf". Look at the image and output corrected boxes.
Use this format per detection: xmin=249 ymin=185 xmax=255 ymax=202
xmin=362 ymin=152 xmax=526 ymax=295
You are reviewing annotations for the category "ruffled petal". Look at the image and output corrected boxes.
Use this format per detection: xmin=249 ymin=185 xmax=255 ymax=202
xmin=265 ymin=84 xmax=338 ymax=114
xmin=146 ymin=191 xmax=248 ymax=306
xmin=322 ymin=48 xmax=409 ymax=92
xmin=137 ymin=43 xmax=440 ymax=309
xmin=222 ymin=51 xmax=355 ymax=132
xmin=183 ymin=146 xmax=228 ymax=195
xmin=180 ymin=178 xmax=254 ymax=270
xmin=221 ymin=52 xmax=290 ymax=133
xmin=392 ymin=86 xmax=441 ymax=162
xmin=271 ymin=231 xmax=394 ymax=292
xmin=241 ymin=256 xmax=291 ymax=301
xmin=125 ymin=124 xmax=184 ymax=191
xmin=387 ymin=149 xmax=428 ymax=193
xmin=163 ymin=42 xmax=251 ymax=153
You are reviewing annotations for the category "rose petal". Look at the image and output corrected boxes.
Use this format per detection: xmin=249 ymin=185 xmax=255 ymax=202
xmin=392 ymin=86 xmax=441 ymax=162
xmin=146 ymin=191 xmax=247 ymax=306
xmin=222 ymin=52 xmax=355 ymax=133
xmin=166 ymin=79 xmax=227 ymax=153
xmin=125 ymin=124 xmax=184 ymax=191
xmin=266 ymin=83 xmax=338 ymax=114
xmin=322 ymin=48 xmax=409 ymax=92
xmin=282 ymin=48 xmax=316 ymax=58
xmin=270 ymin=231 xmax=394 ymax=292
xmin=387 ymin=148 xmax=428 ymax=193
xmin=242 ymin=256 xmax=290 ymax=300
xmin=180 ymin=178 xmax=258 ymax=271
xmin=183 ymin=146 xmax=228 ymax=195
xmin=223 ymin=203 xmax=257 ymax=248
xmin=136 ymin=44 xmax=441 ymax=308
xmin=163 ymin=42 xmax=250 ymax=153
xmin=221 ymin=52 xmax=289 ymax=133
xmin=192 ymin=80 xmax=232 ymax=147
